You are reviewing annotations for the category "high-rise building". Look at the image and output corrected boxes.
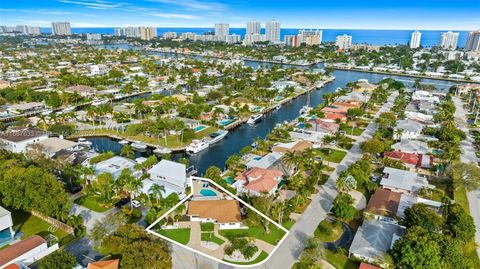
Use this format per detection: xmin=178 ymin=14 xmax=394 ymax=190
xmin=335 ymin=34 xmax=352 ymax=50
xmin=215 ymin=23 xmax=229 ymax=37
xmin=284 ymin=35 xmax=300 ymax=47
xmin=15 ymin=25 xmax=29 ymax=34
xmin=163 ymin=32 xmax=177 ymax=39
xmin=410 ymin=30 xmax=422 ymax=49
xmin=86 ymin=33 xmax=102 ymax=40
xmin=244 ymin=33 xmax=266 ymax=45
xmin=298 ymin=29 xmax=322 ymax=45
xmin=51 ymin=22 xmax=71 ymax=35
xmin=226 ymin=34 xmax=241 ymax=44
xmin=139 ymin=27 xmax=157 ymax=41
xmin=29 ymin=27 xmax=41 ymax=35
xmin=180 ymin=32 xmax=196 ymax=40
xmin=440 ymin=31 xmax=459 ymax=50
xmin=246 ymin=20 xmax=261 ymax=35
xmin=265 ymin=20 xmax=281 ymax=44
xmin=465 ymin=30 xmax=480 ymax=52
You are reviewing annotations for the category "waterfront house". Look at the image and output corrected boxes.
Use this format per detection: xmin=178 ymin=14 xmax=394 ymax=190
xmin=0 ymin=127 xmax=49 ymax=153
xmin=354 ymin=81 xmax=377 ymax=93
xmin=93 ymin=156 xmax=139 ymax=180
xmin=349 ymin=219 xmax=405 ymax=268
xmin=145 ymin=160 xmax=188 ymax=197
xmin=0 ymin=235 xmax=59 ymax=268
xmin=314 ymin=119 xmax=340 ymax=134
xmin=34 ymin=137 xmax=80 ymax=158
xmin=272 ymin=140 xmax=313 ymax=154
xmin=394 ymin=119 xmax=424 ymax=140
xmin=64 ymin=85 xmax=96 ymax=98
xmin=187 ymin=199 xmax=242 ymax=229
xmin=233 ymin=167 xmax=284 ymax=196
xmin=412 ymin=90 xmax=440 ymax=103
xmin=246 ymin=152 xmax=283 ymax=170
xmin=6 ymin=102 xmax=45 ymax=115
xmin=380 ymin=167 xmax=434 ymax=194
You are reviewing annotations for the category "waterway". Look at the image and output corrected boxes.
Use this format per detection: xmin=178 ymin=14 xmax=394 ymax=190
xmin=85 ymin=54 xmax=458 ymax=175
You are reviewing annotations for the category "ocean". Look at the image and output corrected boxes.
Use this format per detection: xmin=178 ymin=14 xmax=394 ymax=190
xmin=39 ymin=27 xmax=470 ymax=47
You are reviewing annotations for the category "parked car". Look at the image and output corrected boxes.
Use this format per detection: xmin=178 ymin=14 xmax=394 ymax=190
xmin=115 ymin=198 xmax=130 ymax=208
xmin=131 ymin=200 xmax=141 ymax=208
xmin=329 ymin=141 xmax=337 ymax=146
xmin=69 ymin=186 xmax=82 ymax=194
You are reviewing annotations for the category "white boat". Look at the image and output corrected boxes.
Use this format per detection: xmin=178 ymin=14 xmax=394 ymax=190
xmin=186 ymin=139 xmax=209 ymax=154
xmin=131 ymin=141 xmax=147 ymax=150
xmin=92 ymin=99 xmax=109 ymax=106
xmin=77 ymin=138 xmax=92 ymax=146
xmin=41 ymin=109 xmax=53 ymax=115
xmin=207 ymin=130 xmax=228 ymax=145
xmin=247 ymin=114 xmax=263 ymax=125
xmin=62 ymin=105 xmax=76 ymax=113
xmin=154 ymin=147 xmax=172 ymax=155
xmin=275 ymin=104 xmax=281 ymax=110
xmin=118 ymin=139 xmax=130 ymax=145
xmin=299 ymin=105 xmax=312 ymax=116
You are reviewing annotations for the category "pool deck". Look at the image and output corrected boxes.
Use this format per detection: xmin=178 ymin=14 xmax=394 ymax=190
xmin=192 ymin=181 xmax=223 ymax=199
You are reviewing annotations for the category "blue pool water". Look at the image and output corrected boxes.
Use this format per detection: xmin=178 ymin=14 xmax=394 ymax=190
xmin=200 ymin=189 xmax=217 ymax=196
xmin=0 ymin=229 xmax=13 ymax=246
xmin=297 ymin=122 xmax=306 ymax=129
xmin=219 ymin=119 xmax=235 ymax=126
xmin=194 ymin=125 xmax=207 ymax=132
xmin=253 ymin=156 xmax=262 ymax=161
xmin=225 ymin=177 xmax=234 ymax=184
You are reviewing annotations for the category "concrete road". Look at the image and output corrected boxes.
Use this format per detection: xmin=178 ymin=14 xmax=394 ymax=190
xmin=452 ymin=96 xmax=480 ymax=258
xmin=170 ymin=93 xmax=398 ymax=269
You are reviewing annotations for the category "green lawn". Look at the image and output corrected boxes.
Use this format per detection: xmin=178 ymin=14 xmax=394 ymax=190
xmin=74 ymin=195 xmax=112 ymax=213
xmin=201 ymin=232 xmax=225 ymax=245
xmin=224 ymin=251 xmax=269 ymax=265
xmin=314 ymin=220 xmax=343 ymax=242
xmin=72 ymin=126 xmax=216 ymax=148
xmin=282 ymin=219 xmax=295 ymax=230
xmin=157 ymin=228 xmax=191 ymax=245
xmin=200 ymin=222 xmax=214 ymax=232
xmin=324 ymin=249 xmax=359 ymax=269
xmin=219 ymin=224 xmax=286 ymax=245
xmin=11 ymin=209 xmax=70 ymax=244
xmin=316 ymin=148 xmax=347 ymax=163
xmin=340 ymin=124 xmax=364 ymax=136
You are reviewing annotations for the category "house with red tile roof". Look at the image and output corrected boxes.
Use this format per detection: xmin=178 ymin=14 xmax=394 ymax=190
xmin=233 ymin=167 xmax=284 ymax=196
xmin=384 ymin=151 xmax=432 ymax=169
xmin=0 ymin=235 xmax=57 ymax=268
xmin=87 ymin=259 xmax=119 ymax=269
xmin=311 ymin=119 xmax=340 ymax=133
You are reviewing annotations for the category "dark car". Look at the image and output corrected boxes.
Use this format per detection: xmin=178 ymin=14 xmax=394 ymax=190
xmin=69 ymin=186 xmax=83 ymax=194
xmin=115 ymin=198 xmax=130 ymax=208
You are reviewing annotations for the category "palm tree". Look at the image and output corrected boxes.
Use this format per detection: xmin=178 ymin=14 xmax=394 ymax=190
xmin=123 ymin=176 xmax=143 ymax=210
xmin=120 ymin=144 xmax=135 ymax=159
xmin=282 ymin=151 xmax=298 ymax=176
xmin=149 ymin=184 xmax=166 ymax=206
xmin=394 ymin=128 xmax=404 ymax=140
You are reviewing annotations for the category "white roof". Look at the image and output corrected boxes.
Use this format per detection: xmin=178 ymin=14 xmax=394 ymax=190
xmin=148 ymin=160 xmax=186 ymax=186
xmin=0 ymin=206 xmax=10 ymax=217
xmin=246 ymin=152 xmax=283 ymax=169
xmin=94 ymin=156 xmax=136 ymax=178
xmin=36 ymin=137 xmax=78 ymax=154
xmin=380 ymin=167 xmax=431 ymax=193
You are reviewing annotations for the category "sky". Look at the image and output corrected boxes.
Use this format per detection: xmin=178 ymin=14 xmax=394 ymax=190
xmin=0 ymin=0 xmax=479 ymax=30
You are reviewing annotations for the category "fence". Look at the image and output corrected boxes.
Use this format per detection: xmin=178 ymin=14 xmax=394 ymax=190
xmin=31 ymin=210 xmax=75 ymax=234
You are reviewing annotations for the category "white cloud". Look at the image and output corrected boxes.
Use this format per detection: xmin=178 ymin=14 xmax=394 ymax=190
xmin=147 ymin=12 xmax=201 ymax=19
xmin=24 ymin=9 xmax=73 ymax=15
xmin=59 ymin=0 xmax=124 ymax=10
xmin=146 ymin=0 xmax=228 ymax=12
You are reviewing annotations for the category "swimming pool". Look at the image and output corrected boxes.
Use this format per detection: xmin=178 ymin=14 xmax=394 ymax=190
xmin=253 ymin=156 xmax=262 ymax=161
xmin=225 ymin=177 xmax=234 ymax=184
xmin=219 ymin=119 xmax=235 ymax=126
xmin=296 ymin=122 xmax=306 ymax=129
xmin=194 ymin=125 xmax=207 ymax=133
xmin=200 ymin=189 xmax=217 ymax=196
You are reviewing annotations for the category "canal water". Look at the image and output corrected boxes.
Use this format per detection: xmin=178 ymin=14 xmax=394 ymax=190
xmin=87 ymin=50 xmax=459 ymax=174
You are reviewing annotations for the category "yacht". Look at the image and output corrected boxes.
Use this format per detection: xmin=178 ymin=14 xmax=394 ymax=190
xmin=62 ymin=105 xmax=76 ymax=113
xmin=154 ymin=147 xmax=172 ymax=155
xmin=92 ymin=98 xmax=109 ymax=106
xmin=207 ymin=130 xmax=228 ymax=145
xmin=41 ymin=109 xmax=53 ymax=115
xmin=186 ymin=139 xmax=209 ymax=154
xmin=274 ymin=104 xmax=281 ymax=110
xmin=131 ymin=141 xmax=147 ymax=150
xmin=118 ymin=139 xmax=130 ymax=145
xmin=247 ymin=114 xmax=263 ymax=125
xmin=299 ymin=91 xmax=312 ymax=116
xmin=77 ymin=138 xmax=92 ymax=146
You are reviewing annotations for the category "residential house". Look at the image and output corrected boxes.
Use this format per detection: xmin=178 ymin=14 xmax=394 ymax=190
xmin=64 ymin=85 xmax=96 ymax=98
xmin=0 ymin=235 xmax=59 ymax=268
xmin=391 ymin=139 xmax=430 ymax=155
xmin=383 ymin=151 xmax=432 ymax=169
xmin=144 ymin=160 xmax=188 ymax=198
xmin=0 ymin=206 xmax=14 ymax=243
xmin=355 ymin=81 xmax=377 ymax=92
xmin=405 ymin=111 xmax=434 ymax=125
xmin=233 ymin=167 xmax=284 ymax=196
xmin=7 ymin=102 xmax=45 ymax=115
xmin=246 ymin=152 xmax=283 ymax=170
xmin=34 ymin=137 xmax=80 ymax=158
xmin=359 ymin=263 xmax=382 ymax=269
xmin=412 ymin=90 xmax=440 ymax=103
xmin=93 ymin=156 xmax=139 ymax=180
xmin=314 ymin=119 xmax=341 ymax=133
xmin=365 ymin=189 xmax=402 ymax=221
xmin=0 ymin=127 xmax=49 ymax=153
xmin=380 ymin=167 xmax=434 ymax=194
xmin=87 ymin=259 xmax=119 ymax=269
xmin=394 ymin=119 xmax=424 ymax=140
xmin=349 ymin=219 xmax=405 ymax=267
xmin=272 ymin=140 xmax=312 ymax=154
xmin=187 ymin=200 xmax=242 ymax=229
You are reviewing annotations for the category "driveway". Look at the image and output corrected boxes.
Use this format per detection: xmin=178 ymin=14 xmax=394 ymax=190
xmin=453 ymin=96 xmax=480 ymax=258
xmin=170 ymin=92 xmax=398 ymax=269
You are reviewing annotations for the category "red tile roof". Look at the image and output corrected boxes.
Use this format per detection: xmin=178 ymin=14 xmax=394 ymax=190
xmin=359 ymin=262 xmax=382 ymax=269
xmin=235 ymin=167 xmax=283 ymax=193
xmin=87 ymin=259 xmax=120 ymax=269
xmin=366 ymin=189 xmax=401 ymax=218
xmin=0 ymin=235 xmax=46 ymax=267
xmin=384 ymin=151 xmax=421 ymax=166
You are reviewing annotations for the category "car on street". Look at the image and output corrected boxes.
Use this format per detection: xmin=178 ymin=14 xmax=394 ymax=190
xmin=131 ymin=200 xmax=141 ymax=208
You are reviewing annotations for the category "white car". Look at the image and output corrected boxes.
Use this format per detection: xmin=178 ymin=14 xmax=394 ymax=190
xmin=131 ymin=200 xmax=141 ymax=208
